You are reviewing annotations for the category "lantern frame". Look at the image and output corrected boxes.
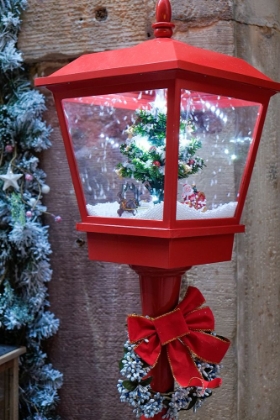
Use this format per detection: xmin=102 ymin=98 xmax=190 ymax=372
xmin=35 ymin=14 xmax=280 ymax=269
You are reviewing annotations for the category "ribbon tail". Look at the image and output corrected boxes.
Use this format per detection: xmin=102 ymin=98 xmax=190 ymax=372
xmin=168 ymin=341 xmax=223 ymax=389
xmin=167 ymin=340 xmax=204 ymax=388
xmin=188 ymin=377 xmax=222 ymax=389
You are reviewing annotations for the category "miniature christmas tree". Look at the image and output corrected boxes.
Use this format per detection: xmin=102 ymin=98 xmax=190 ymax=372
xmin=116 ymin=106 xmax=205 ymax=203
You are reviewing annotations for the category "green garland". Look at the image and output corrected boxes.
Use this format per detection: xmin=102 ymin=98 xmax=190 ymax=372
xmin=0 ymin=1 xmax=62 ymax=419
xmin=118 ymin=340 xmax=220 ymax=419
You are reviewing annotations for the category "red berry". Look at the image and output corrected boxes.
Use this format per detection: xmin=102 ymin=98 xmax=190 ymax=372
xmin=5 ymin=145 xmax=13 ymax=153
xmin=153 ymin=161 xmax=161 ymax=167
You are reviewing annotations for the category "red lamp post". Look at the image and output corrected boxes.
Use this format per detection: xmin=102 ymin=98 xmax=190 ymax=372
xmin=36 ymin=0 xmax=280 ymax=418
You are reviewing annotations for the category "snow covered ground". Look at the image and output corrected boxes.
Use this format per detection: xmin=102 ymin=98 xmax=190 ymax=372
xmin=86 ymin=201 xmax=237 ymax=219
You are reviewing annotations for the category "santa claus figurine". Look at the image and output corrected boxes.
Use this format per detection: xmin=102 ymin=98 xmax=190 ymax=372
xmin=181 ymin=183 xmax=207 ymax=211
xmin=181 ymin=183 xmax=194 ymax=205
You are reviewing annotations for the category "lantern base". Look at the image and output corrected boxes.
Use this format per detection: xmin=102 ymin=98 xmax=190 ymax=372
xmin=86 ymin=232 xmax=237 ymax=268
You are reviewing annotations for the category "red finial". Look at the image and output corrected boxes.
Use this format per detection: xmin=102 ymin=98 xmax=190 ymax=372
xmin=152 ymin=0 xmax=175 ymax=38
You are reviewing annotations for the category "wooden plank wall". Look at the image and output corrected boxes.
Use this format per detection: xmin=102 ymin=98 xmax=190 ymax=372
xmin=234 ymin=1 xmax=280 ymax=419
xmin=18 ymin=1 xmax=280 ymax=419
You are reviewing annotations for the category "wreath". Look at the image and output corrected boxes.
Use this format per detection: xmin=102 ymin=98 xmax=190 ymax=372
xmin=117 ymin=286 xmax=230 ymax=419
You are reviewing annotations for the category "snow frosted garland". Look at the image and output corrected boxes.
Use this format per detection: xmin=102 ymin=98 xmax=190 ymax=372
xmin=118 ymin=341 xmax=219 ymax=419
xmin=0 ymin=1 xmax=62 ymax=419
xmin=118 ymin=286 xmax=230 ymax=419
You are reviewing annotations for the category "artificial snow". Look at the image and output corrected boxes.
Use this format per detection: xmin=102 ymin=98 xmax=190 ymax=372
xmin=87 ymin=201 xmax=122 ymax=217
xmin=86 ymin=201 xmax=237 ymax=219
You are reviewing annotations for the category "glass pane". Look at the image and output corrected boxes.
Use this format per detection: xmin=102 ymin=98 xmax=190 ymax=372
xmin=62 ymin=89 xmax=167 ymax=220
xmin=176 ymin=90 xmax=261 ymax=220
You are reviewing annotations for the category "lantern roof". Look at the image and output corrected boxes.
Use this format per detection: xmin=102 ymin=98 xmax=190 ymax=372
xmin=35 ymin=36 xmax=280 ymax=94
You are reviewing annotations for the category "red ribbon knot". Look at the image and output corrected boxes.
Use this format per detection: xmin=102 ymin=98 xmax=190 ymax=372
xmin=127 ymin=286 xmax=230 ymax=389
xmin=153 ymin=309 xmax=189 ymax=345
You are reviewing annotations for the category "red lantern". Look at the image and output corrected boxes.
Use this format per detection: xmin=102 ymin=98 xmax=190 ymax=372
xmin=35 ymin=0 xmax=280 ymax=418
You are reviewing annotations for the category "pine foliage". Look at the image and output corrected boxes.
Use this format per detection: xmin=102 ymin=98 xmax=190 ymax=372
xmin=116 ymin=108 xmax=205 ymax=202
xmin=0 ymin=1 xmax=63 ymax=418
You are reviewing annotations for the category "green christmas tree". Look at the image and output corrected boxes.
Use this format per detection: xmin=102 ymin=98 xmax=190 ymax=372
xmin=0 ymin=1 xmax=63 ymax=418
xmin=116 ymin=108 xmax=205 ymax=203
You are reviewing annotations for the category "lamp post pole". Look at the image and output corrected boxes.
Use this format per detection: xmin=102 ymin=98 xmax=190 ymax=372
xmin=131 ymin=265 xmax=191 ymax=419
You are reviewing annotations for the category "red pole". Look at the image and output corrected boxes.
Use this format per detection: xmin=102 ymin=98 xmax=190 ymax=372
xmin=130 ymin=265 xmax=191 ymax=420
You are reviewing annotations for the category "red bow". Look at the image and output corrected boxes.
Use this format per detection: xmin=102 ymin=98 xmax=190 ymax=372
xmin=127 ymin=286 xmax=230 ymax=389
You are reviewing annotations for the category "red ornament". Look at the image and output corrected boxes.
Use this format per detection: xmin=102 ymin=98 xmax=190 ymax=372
xmin=127 ymin=286 xmax=230 ymax=388
xmin=153 ymin=160 xmax=161 ymax=167
xmin=25 ymin=174 xmax=33 ymax=181
xmin=188 ymin=191 xmax=207 ymax=210
xmin=5 ymin=145 xmax=13 ymax=153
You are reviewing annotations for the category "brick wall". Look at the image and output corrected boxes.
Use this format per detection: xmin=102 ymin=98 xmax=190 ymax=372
xmin=18 ymin=1 xmax=280 ymax=419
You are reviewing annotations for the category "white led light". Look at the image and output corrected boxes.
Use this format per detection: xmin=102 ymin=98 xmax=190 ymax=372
xmin=153 ymin=90 xmax=167 ymax=113
xmin=179 ymin=134 xmax=191 ymax=146
xmin=133 ymin=135 xmax=151 ymax=152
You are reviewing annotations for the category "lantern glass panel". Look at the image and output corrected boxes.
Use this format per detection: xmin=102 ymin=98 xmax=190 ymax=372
xmin=176 ymin=90 xmax=261 ymax=220
xmin=62 ymin=89 xmax=168 ymax=220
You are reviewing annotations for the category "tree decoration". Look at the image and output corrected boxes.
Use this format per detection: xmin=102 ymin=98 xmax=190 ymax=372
xmin=116 ymin=106 xmax=205 ymax=203
xmin=118 ymin=286 xmax=230 ymax=419
xmin=117 ymin=182 xmax=140 ymax=217
xmin=181 ymin=183 xmax=207 ymax=211
xmin=0 ymin=163 xmax=23 ymax=190
xmin=0 ymin=1 xmax=63 ymax=419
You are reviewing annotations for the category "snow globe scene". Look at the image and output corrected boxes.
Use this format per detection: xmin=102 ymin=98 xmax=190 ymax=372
xmin=62 ymin=88 xmax=261 ymax=221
